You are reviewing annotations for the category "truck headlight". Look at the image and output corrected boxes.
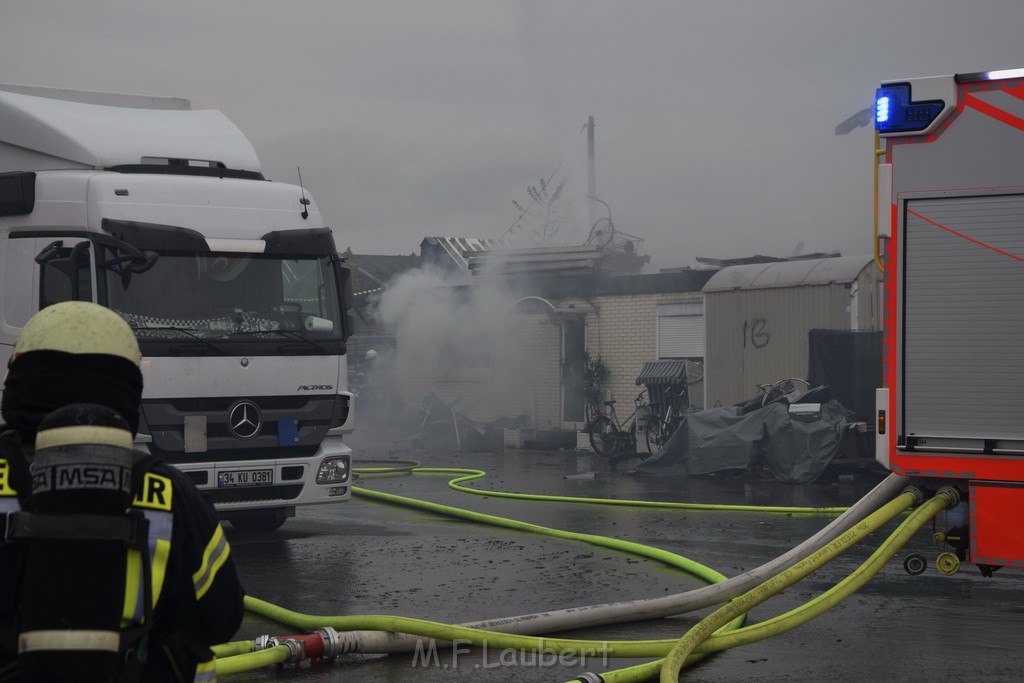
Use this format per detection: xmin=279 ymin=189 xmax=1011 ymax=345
xmin=316 ymin=456 xmax=350 ymax=484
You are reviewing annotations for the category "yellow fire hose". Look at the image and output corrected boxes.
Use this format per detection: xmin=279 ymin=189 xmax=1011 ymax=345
xmin=215 ymin=471 xmax=948 ymax=680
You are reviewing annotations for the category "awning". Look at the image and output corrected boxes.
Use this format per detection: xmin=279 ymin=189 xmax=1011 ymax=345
xmin=635 ymin=359 xmax=691 ymax=386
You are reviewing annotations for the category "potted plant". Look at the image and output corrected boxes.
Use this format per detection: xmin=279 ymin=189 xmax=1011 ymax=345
xmin=570 ymin=350 xmax=609 ymax=427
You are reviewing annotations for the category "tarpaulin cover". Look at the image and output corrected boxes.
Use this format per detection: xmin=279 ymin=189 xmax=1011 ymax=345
xmin=808 ymin=329 xmax=881 ymax=422
xmin=635 ymin=399 xmax=850 ymax=483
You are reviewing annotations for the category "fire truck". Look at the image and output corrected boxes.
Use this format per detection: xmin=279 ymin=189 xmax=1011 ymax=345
xmin=874 ymin=68 xmax=1024 ymax=575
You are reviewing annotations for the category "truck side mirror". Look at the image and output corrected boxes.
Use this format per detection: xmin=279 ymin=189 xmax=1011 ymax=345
xmin=334 ymin=261 xmax=354 ymax=343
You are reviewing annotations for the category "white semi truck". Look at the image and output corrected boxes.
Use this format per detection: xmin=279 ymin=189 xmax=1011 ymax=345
xmin=0 ymin=85 xmax=354 ymax=531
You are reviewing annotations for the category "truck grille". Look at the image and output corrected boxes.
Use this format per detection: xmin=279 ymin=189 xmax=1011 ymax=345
xmin=140 ymin=394 xmax=343 ymax=460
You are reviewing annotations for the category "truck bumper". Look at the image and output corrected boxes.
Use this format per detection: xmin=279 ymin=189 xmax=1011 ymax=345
xmin=157 ymin=438 xmax=353 ymax=511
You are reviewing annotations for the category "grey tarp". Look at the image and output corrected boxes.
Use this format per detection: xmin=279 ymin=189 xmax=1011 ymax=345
xmin=635 ymin=399 xmax=849 ymax=483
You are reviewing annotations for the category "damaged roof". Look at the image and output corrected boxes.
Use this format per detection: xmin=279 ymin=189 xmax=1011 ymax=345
xmin=702 ymin=254 xmax=874 ymax=292
xmin=420 ymin=236 xmax=648 ymax=278
xmin=347 ymin=253 xmax=419 ymax=297
xmin=420 ymin=237 xmax=509 ymax=272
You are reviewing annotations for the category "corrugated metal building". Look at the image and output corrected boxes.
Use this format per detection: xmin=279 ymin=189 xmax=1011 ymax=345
xmin=701 ymin=255 xmax=880 ymax=407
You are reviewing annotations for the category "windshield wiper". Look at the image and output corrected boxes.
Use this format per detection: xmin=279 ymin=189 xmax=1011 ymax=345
xmin=229 ymin=328 xmax=330 ymax=354
xmin=129 ymin=325 xmax=230 ymax=356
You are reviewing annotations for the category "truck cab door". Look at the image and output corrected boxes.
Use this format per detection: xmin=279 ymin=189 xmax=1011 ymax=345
xmin=0 ymin=232 xmax=41 ymax=360
xmin=0 ymin=234 xmax=94 ymax=369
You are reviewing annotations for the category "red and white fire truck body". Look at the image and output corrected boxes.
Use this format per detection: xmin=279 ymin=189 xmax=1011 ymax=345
xmin=875 ymin=68 xmax=1024 ymax=572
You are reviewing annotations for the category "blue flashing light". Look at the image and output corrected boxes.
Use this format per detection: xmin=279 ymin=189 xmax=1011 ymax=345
xmin=874 ymin=83 xmax=945 ymax=134
xmin=875 ymin=96 xmax=890 ymax=124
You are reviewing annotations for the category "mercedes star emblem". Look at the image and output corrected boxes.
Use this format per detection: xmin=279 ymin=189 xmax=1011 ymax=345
xmin=228 ymin=400 xmax=262 ymax=439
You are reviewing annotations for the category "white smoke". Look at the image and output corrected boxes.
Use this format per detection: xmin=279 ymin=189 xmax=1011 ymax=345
xmin=360 ymin=263 xmax=535 ymax=443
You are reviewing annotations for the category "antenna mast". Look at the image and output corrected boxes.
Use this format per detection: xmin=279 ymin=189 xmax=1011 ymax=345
xmin=586 ymin=115 xmax=596 ymax=230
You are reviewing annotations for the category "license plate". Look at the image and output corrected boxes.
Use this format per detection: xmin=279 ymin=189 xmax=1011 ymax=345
xmin=217 ymin=469 xmax=274 ymax=487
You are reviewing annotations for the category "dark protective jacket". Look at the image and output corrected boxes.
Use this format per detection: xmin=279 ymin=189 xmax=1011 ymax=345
xmin=0 ymin=430 xmax=246 ymax=682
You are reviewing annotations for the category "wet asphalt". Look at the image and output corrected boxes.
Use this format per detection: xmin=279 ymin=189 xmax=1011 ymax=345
xmin=224 ymin=444 xmax=1024 ymax=682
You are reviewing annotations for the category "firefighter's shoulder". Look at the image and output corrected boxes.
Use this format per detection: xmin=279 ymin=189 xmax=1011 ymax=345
xmin=130 ymin=454 xmax=210 ymax=516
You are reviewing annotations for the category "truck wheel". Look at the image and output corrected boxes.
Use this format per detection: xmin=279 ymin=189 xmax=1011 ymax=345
xmin=227 ymin=508 xmax=289 ymax=532
xmin=903 ymin=553 xmax=927 ymax=575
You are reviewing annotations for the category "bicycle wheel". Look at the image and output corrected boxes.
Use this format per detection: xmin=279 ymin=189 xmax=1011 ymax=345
xmin=588 ymin=415 xmax=619 ymax=456
xmin=761 ymin=377 xmax=811 ymax=407
xmin=644 ymin=416 xmax=667 ymax=453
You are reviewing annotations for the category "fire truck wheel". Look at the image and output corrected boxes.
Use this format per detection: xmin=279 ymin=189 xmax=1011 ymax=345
xmin=902 ymin=553 xmax=927 ymax=575
xmin=935 ymin=552 xmax=961 ymax=576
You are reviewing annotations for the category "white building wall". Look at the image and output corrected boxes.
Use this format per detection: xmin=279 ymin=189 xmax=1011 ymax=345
xmin=589 ymin=291 xmax=703 ymax=412
xmin=515 ymin=314 xmax=563 ymax=429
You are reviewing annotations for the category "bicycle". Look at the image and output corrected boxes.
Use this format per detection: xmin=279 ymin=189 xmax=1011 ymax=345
xmin=756 ymin=377 xmax=811 ymax=407
xmin=588 ymin=390 xmax=659 ymax=457
xmin=644 ymin=382 xmax=687 ymax=453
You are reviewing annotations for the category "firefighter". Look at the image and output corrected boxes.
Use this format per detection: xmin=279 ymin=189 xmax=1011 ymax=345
xmin=0 ymin=301 xmax=245 ymax=682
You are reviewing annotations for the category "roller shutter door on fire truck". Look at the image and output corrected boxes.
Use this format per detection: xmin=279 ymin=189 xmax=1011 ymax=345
xmin=903 ymin=193 xmax=1024 ymax=446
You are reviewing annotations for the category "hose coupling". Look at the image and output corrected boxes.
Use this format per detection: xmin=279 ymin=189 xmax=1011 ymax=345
xmin=936 ymin=486 xmax=961 ymax=508
xmin=278 ymin=638 xmax=304 ymax=664
xmin=259 ymin=628 xmax=346 ymax=665
xmin=252 ymin=635 xmax=280 ymax=651
xmin=315 ymin=627 xmax=341 ymax=660
xmin=901 ymin=485 xmax=926 ymax=505
xmin=575 ymin=673 xmax=605 ymax=683
xmin=253 ymin=634 xmax=302 ymax=663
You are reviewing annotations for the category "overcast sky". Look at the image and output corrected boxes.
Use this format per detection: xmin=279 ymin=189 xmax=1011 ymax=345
xmin=2 ymin=1 xmax=1022 ymax=269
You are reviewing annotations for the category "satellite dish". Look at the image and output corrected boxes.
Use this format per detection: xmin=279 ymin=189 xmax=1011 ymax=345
xmin=586 ymin=217 xmax=615 ymax=248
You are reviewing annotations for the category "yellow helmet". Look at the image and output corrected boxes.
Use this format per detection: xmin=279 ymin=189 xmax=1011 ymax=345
xmin=3 ymin=302 xmax=144 ymax=435
xmin=13 ymin=302 xmax=141 ymax=366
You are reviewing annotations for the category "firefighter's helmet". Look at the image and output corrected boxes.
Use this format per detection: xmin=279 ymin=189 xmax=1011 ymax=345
xmin=13 ymin=301 xmax=141 ymax=365
xmin=3 ymin=302 xmax=144 ymax=435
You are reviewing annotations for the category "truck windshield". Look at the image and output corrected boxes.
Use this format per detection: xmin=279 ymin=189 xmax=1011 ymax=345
xmin=101 ymin=248 xmax=344 ymax=355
